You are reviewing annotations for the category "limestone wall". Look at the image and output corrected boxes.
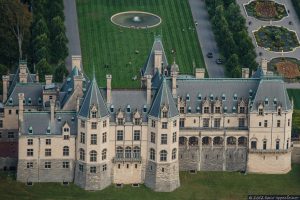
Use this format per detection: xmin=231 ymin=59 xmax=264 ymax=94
xmin=179 ymin=146 xmax=199 ymax=171
xmin=112 ymin=161 xmax=144 ymax=184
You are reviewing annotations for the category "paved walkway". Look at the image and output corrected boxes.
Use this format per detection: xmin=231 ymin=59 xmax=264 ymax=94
xmin=64 ymin=0 xmax=82 ymax=71
xmin=237 ymin=0 xmax=300 ymax=63
xmin=188 ymin=0 xmax=225 ymax=78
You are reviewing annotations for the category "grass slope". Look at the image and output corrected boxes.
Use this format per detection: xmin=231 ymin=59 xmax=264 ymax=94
xmin=1 ymin=165 xmax=300 ymax=199
xmin=76 ymin=0 xmax=204 ymax=88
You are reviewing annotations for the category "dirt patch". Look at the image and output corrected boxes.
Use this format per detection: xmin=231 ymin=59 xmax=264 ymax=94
xmin=276 ymin=61 xmax=300 ymax=78
xmin=255 ymin=1 xmax=277 ymax=18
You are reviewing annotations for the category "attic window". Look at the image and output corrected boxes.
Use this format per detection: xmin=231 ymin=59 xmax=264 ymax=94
xmin=232 ymin=106 xmax=236 ymax=112
xmin=163 ymin=111 xmax=168 ymax=118
xmin=224 ymin=106 xmax=228 ymax=112
xmin=210 ymin=94 xmax=214 ymax=101
xmin=28 ymin=98 xmax=32 ymax=105
xmin=264 ymin=98 xmax=269 ymax=105
xmin=186 ymin=94 xmax=190 ymax=101
xmin=57 ymin=116 xmax=62 ymax=122
xmin=249 ymin=89 xmax=253 ymax=97
xmin=67 ymin=77 xmax=71 ymax=82
xmin=28 ymin=126 xmax=33 ymax=134
xmin=127 ymin=105 xmax=131 ymax=113
xmin=23 ymin=99 xmax=26 ymax=104
xmin=91 ymin=111 xmax=97 ymax=118
xmin=68 ymin=88 xmax=72 ymax=92
xmin=188 ymin=106 xmax=192 ymax=113
xmin=143 ymin=105 xmax=147 ymax=113
xmin=222 ymin=94 xmax=226 ymax=101
xmin=110 ymin=105 xmax=114 ymax=113
xmin=38 ymin=97 xmax=42 ymax=105
xmin=196 ymin=106 xmax=200 ymax=112
xmin=64 ymin=128 xmax=69 ymax=132
xmin=197 ymin=94 xmax=202 ymax=101
xmin=273 ymin=98 xmax=277 ymax=105
xmin=46 ymin=126 xmax=51 ymax=134
xmin=233 ymin=94 xmax=237 ymax=101
xmin=71 ymin=117 xmax=75 ymax=122
xmin=9 ymin=98 xmax=13 ymax=105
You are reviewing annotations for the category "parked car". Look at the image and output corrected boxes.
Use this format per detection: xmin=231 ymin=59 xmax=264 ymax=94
xmin=206 ymin=52 xmax=213 ymax=58
xmin=216 ymin=58 xmax=223 ymax=64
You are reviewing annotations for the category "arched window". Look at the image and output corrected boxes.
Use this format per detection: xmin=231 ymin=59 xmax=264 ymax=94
xmin=150 ymin=148 xmax=155 ymax=160
xmin=133 ymin=146 xmax=140 ymax=158
xmin=227 ymin=137 xmax=236 ymax=146
xmin=102 ymin=149 xmax=107 ymax=160
xmin=63 ymin=146 xmax=69 ymax=156
xmin=160 ymin=150 xmax=167 ymax=162
xmin=251 ymin=140 xmax=257 ymax=149
xmin=202 ymin=137 xmax=211 ymax=145
xmin=213 ymin=137 xmax=223 ymax=146
xmin=189 ymin=137 xmax=198 ymax=146
xmin=172 ymin=148 xmax=177 ymax=160
xmin=90 ymin=150 xmax=97 ymax=162
xmin=79 ymin=148 xmax=85 ymax=161
xmin=116 ymin=146 xmax=123 ymax=158
xmin=179 ymin=137 xmax=187 ymax=146
xmin=125 ymin=147 xmax=131 ymax=158
xmin=238 ymin=137 xmax=247 ymax=146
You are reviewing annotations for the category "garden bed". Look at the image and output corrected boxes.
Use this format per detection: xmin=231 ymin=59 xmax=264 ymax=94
xmin=254 ymin=26 xmax=300 ymax=52
xmin=245 ymin=0 xmax=287 ymax=21
xmin=268 ymin=57 xmax=300 ymax=79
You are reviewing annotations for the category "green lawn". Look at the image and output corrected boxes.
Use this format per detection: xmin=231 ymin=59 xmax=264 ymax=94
xmin=76 ymin=0 xmax=205 ymax=88
xmin=1 ymin=165 xmax=300 ymax=199
xmin=288 ymin=89 xmax=300 ymax=110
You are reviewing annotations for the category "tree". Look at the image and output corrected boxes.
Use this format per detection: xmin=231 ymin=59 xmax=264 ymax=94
xmin=33 ymin=33 xmax=50 ymax=62
xmin=32 ymin=17 xmax=49 ymax=39
xmin=54 ymin=62 xmax=68 ymax=82
xmin=225 ymin=54 xmax=240 ymax=75
xmin=225 ymin=3 xmax=245 ymax=35
xmin=0 ymin=0 xmax=32 ymax=59
xmin=51 ymin=32 xmax=68 ymax=64
xmin=36 ymin=58 xmax=52 ymax=82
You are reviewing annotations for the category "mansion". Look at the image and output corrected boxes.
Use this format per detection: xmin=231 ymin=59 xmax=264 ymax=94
xmin=0 ymin=37 xmax=293 ymax=192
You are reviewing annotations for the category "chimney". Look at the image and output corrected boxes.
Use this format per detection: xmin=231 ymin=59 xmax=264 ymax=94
xmin=35 ymin=72 xmax=39 ymax=82
xmin=50 ymin=99 xmax=55 ymax=126
xmin=242 ymin=68 xmax=249 ymax=78
xmin=171 ymin=72 xmax=177 ymax=98
xmin=261 ymin=58 xmax=268 ymax=75
xmin=195 ymin=68 xmax=205 ymax=79
xmin=45 ymin=75 xmax=53 ymax=85
xmin=154 ymin=50 xmax=162 ymax=74
xmin=74 ymin=75 xmax=83 ymax=90
xmin=19 ymin=62 xmax=28 ymax=83
xmin=146 ymin=75 xmax=152 ymax=105
xmin=106 ymin=74 xmax=112 ymax=104
xmin=18 ymin=93 xmax=25 ymax=124
xmin=2 ymin=75 xmax=9 ymax=103
xmin=72 ymin=55 xmax=82 ymax=71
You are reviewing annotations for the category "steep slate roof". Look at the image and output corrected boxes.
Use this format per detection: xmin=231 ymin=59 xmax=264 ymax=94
xmin=149 ymin=77 xmax=179 ymax=118
xmin=78 ymin=77 xmax=109 ymax=118
xmin=251 ymin=79 xmax=292 ymax=111
xmin=142 ymin=36 xmax=168 ymax=76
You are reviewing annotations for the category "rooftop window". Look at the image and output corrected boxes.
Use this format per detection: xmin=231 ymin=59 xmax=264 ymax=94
xmin=210 ymin=94 xmax=214 ymax=101
xmin=233 ymin=94 xmax=237 ymax=101
xmin=188 ymin=106 xmax=191 ymax=113
xmin=265 ymin=98 xmax=269 ymax=105
xmin=273 ymin=98 xmax=277 ymax=105
xmin=46 ymin=126 xmax=51 ymax=134
xmin=143 ymin=105 xmax=147 ymax=113
xmin=28 ymin=126 xmax=33 ymax=134
xmin=224 ymin=106 xmax=228 ymax=113
xmin=197 ymin=94 xmax=202 ymax=101
xmin=28 ymin=98 xmax=32 ymax=105
xmin=9 ymin=98 xmax=13 ymax=105
xmin=186 ymin=94 xmax=190 ymax=101
xmin=110 ymin=105 xmax=114 ymax=113
xmin=127 ymin=105 xmax=131 ymax=113
xmin=222 ymin=94 xmax=226 ymax=101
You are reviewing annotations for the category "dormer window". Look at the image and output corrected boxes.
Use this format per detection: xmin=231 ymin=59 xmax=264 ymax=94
xmin=224 ymin=106 xmax=228 ymax=113
xmin=196 ymin=106 xmax=200 ymax=112
xmin=277 ymin=107 xmax=282 ymax=116
xmin=233 ymin=94 xmax=237 ymax=101
xmin=23 ymin=99 xmax=26 ymax=105
xmin=222 ymin=94 xmax=226 ymax=101
xmin=188 ymin=106 xmax=191 ymax=113
xmin=91 ymin=111 xmax=97 ymax=118
xmin=57 ymin=116 xmax=62 ymax=122
xmin=204 ymin=107 xmax=209 ymax=114
xmin=163 ymin=111 xmax=168 ymax=118
xmin=71 ymin=117 xmax=75 ymax=122
xmin=127 ymin=105 xmax=131 ymax=113
xmin=134 ymin=118 xmax=141 ymax=125
xmin=28 ymin=126 xmax=33 ymax=134
xmin=198 ymin=94 xmax=202 ymax=101
xmin=258 ymin=108 xmax=263 ymax=115
xmin=46 ymin=126 xmax=51 ymax=134
xmin=186 ymin=94 xmax=190 ymax=101
xmin=239 ymin=107 xmax=245 ymax=114
xmin=9 ymin=98 xmax=13 ymax=105
xmin=215 ymin=107 xmax=220 ymax=113
xmin=264 ymin=98 xmax=269 ymax=105
xmin=210 ymin=94 xmax=214 ymax=101
xmin=28 ymin=98 xmax=32 ymax=105
xmin=38 ymin=97 xmax=42 ymax=105
xmin=117 ymin=118 xmax=123 ymax=125
xmin=232 ymin=106 xmax=236 ymax=112
xmin=110 ymin=105 xmax=114 ymax=113
xmin=273 ymin=98 xmax=277 ymax=105
xmin=249 ymin=89 xmax=253 ymax=97
xmin=64 ymin=128 xmax=69 ymax=132
xmin=143 ymin=105 xmax=147 ymax=113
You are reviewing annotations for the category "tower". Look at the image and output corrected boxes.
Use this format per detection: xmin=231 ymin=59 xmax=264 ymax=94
xmin=74 ymin=77 xmax=111 ymax=190
xmin=145 ymin=77 xmax=180 ymax=192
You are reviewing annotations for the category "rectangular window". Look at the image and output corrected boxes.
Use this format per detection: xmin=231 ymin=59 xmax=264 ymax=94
xmin=277 ymin=120 xmax=281 ymax=127
xmin=162 ymin=122 xmax=168 ymax=129
xmin=179 ymin=118 xmax=185 ymax=128
xmin=172 ymin=132 xmax=177 ymax=143
xmin=90 ymin=166 xmax=96 ymax=173
xmin=161 ymin=134 xmax=167 ymax=144
xmin=239 ymin=107 xmax=245 ymax=114
xmin=259 ymin=122 xmax=262 ymax=127
xmin=151 ymin=120 xmax=156 ymax=128
xmin=173 ymin=120 xmax=177 ymax=127
xmin=264 ymin=120 xmax=268 ymax=128
xmin=0 ymin=132 xmax=2 ymax=138
xmin=64 ymin=135 xmax=70 ymax=140
xmin=214 ymin=118 xmax=221 ymax=128
xmin=27 ymin=139 xmax=33 ymax=145
xmin=117 ymin=118 xmax=123 ymax=125
xmin=91 ymin=134 xmax=97 ymax=145
xmin=203 ymin=118 xmax=210 ymax=128
xmin=134 ymin=118 xmax=140 ymax=125
xmin=46 ymin=139 xmax=51 ymax=145
xmin=81 ymin=120 xmax=85 ymax=128
xmin=258 ymin=109 xmax=263 ymax=115
xmin=91 ymin=111 xmax=97 ymax=118
xmin=8 ymin=110 xmax=12 ymax=115
xmin=263 ymin=141 xmax=267 ymax=150
xmin=215 ymin=107 xmax=220 ymax=114
xmin=134 ymin=130 xmax=140 ymax=141
xmin=151 ymin=132 xmax=155 ymax=143
xmin=288 ymin=119 xmax=290 ymax=126
xmin=204 ymin=107 xmax=209 ymax=114
xmin=8 ymin=132 xmax=14 ymax=138
xmin=45 ymin=149 xmax=51 ymax=157
xmin=238 ymin=118 xmax=245 ymax=128
xmin=45 ymin=162 xmax=51 ymax=169
xmin=16 ymin=110 xmax=19 ymax=115
xmin=79 ymin=164 xmax=84 ymax=172
xmin=163 ymin=111 xmax=167 ymax=118
xmin=27 ymin=149 xmax=33 ymax=157
xmin=251 ymin=141 xmax=257 ymax=149
xmin=91 ymin=122 xmax=97 ymax=129
xmin=63 ymin=162 xmax=69 ymax=169
xmin=0 ymin=120 xmax=3 ymax=128
xmin=276 ymin=141 xmax=280 ymax=150
xmin=27 ymin=162 xmax=33 ymax=169
xmin=180 ymin=107 xmax=185 ymax=114
xmin=80 ymin=132 xmax=85 ymax=144
xmin=103 ymin=120 xmax=107 ymax=128
xmin=117 ymin=130 xmax=123 ymax=141
xmin=102 ymin=132 xmax=107 ymax=143
xmin=103 ymin=164 xmax=107 ymax=172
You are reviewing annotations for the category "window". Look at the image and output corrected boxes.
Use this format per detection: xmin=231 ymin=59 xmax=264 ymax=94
xmin=117 ymin=130 xmax=123 ymax=141
xmin=288 ymin=119 xmax=290 ymax=126
xmin=46 ymin=139 xmax=51 ymax=145
xmin=91 ymin=122 xmax=97 ymax=129
xmin=172 ymin=132 xmax=177 ymax=143
xmin=238 ymin=118 xmax=245 ymax=128
xmin=103 ymin=120 xmax=107 ymax=128
xmin=117 ymin=118 xmax=123 ymax=125
xmin=204 ymin=107 xmax=209 ymax=114
xmin=8 ymin=132 xmax=14 ymax=138
xmin=214 ymin=118 xmax=221 ymax=128
xmin=27 ymin=149 xmax=33 ymax=156
xmin=134 ymin=118 xmax=140 ymax=125
xmin=0 ymin=132 xmax=2 ymax=138
xmin=150 ymin=148 xmax=155 ymax=160
xmin=45 ymin=149 xmax=51 ymax=156
xmin=151 ymin=132 xmax=155 ymax=143
xmin=9 ymin=110 xmax=12 ymax=115
xmin=134 ymin=130 xmax=140 ymax=141
xmin=45 ymin=162 xmax=51 ymax=169
xmin=259 ymin=122 xmax=262 ymax=127
xmin=102 ymin=149 xmax=107 ymax=160
xmin=91 ymin=111 xmax=97 ymax=118
xmin=63 ymin=146 xmax=69 ymax=156
xmin=80 ymin=132 xmax=85 ymax=144
xmin=102 ymin=164 xmax=107 ymax=172
xmin=27 ymin=139 xmax=33 ymax=145
xmin=264 ymin=120 xmax=268 ymax=128
xmin=81 ymin=120 xmax=85 ymax=128
xmin=180 ymin=107 xmax=185 ymax=114
xmin=16 ymin=110 xmax=19 ymax=115
xmin=151 ymin=120 xmax=156 ymax=128
xmin=160 ymin=150 xmax=167 ymax=162
xmin=251 ymin=141 xmax=257 ymax=149
xmin=79 ymin=164 xmax=84 ymax=172
xmin=64 ymin=135 xmax=69 ymax=140
xmin=172 ymin=148 xmax=177 ymax=160
xmin=0 ymin=120 xmax=2 ymax=128
xmin=278 ymin=108 xmax=281 ymax=116
xmin=203 ymin=118 xmax=209 ymax=128
xmin=91 ymin=134 xmax=97 ymax=145
xmin=27 ymin=162 xmax=33 ymax=169
xmin=102 ymin=132 xmax=107 ymax=143
xmin=179 ymin=118 xmax=185 ymax=127
xmin=79 ymin=148 xmax=85 ymax=161
xmin=63 ymin=162 xmax=69 ymax=169
xmin=163 ymin=111 xmax=168 ymax=118
xmin=215 ymin=107 xmax=220 ymax=114
xmin=263 ymin=140 xmax=267 ymax=150
xmin=90 ymin=150 xmax=97 ymax=162
xmin=173 ymin=120 xmax=177 ymax=127
xmin=161 ymin=134 xmax=167 ymax=144
xmin=276 ymin=140 xmax=280 ymax=150
xmin=258 ymin=108 xmax=263 ymax=115
xmin=116 ymin=146 xmax=123 ymax=158
xmin=63 ymin=128 xmax=69 ymax=133
xmin=239 ymin=107 xmax=245 ymax=114
xmin=125 ymin=147 xmax=131 ymax=158
xmin=277 ymin=120 xmax=281 ymax=128
xmin=90 ymin=166 xmax=96 ymax=173
xmin=133 ymin=146 xmax=140 ymax=158
xmin=162 ymin=122 xmax=167 ymax=129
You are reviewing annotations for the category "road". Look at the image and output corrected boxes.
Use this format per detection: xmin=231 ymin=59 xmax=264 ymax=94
xmin=188 ymin=0 xmax=225 ymax=78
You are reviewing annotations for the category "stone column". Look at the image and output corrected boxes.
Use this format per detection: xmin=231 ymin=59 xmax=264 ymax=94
xmin=195 ymin=68 xmax=205 ymax=79
xmin=45 ymin=75 xmax=53 ymax=85
xmin=2 ymin=75 xmax=9 ymax=103
xmin=171 ymin=72 xmax=177 ymax=98
xmin=106 ymin=74 xmax=112 ymax=104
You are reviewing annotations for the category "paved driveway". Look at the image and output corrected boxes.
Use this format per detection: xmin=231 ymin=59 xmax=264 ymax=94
xmin=64 ymin=0 xmax=82 ymax=71
xmin=188 ymin=0 xmax=225 ymax=78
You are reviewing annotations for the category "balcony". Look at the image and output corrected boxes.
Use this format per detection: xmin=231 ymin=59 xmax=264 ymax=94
xmin=113 ymin=157 xmax=142 ymax=163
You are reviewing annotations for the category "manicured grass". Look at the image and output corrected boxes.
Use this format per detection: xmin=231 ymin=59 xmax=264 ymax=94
xmin=288 ymin=89 xmax=300 ymax=109
xmin=1 ymin=165 xmax=300 ymax=199
xmin=76 ymin=0 xmax=205 ymax=88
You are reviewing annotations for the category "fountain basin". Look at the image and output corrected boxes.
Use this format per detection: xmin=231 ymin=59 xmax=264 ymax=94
xmin=111 ymin=11 xmax=162 ymax=29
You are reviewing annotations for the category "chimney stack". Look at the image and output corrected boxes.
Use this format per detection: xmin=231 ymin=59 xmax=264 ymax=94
xmin=35 ymin=72 xmax=39 ymax=83
xmin=2 ymin=75 xmax=9 ymax=103
xmin=154 ymin=50 xmax=162 ymax=74
xmin=50 ymin=99 xmax=55 ymax=126
xmin=45 ymin=75 xmax=53 ymax=85
xmin=106 ymin=74 xmax=112 ymax=104
xmin=146 ymin=75 xmax=152 ymax=105
xmin=242 ymin=68 xmax=250 ymax=78
xmin=171 ymin=72 xmax=177 ymax=98
xmin=19 ymin=62 xmax=28 ymax=83
xmin=18 ymin=93 xmax=25 ymax=125
xmin=195 ymin=68 xmax=205 ymax=79
xmin=72 ymin=55 xmax=82 ymax=71
xmin=261 ymin=58 xmax=268 ymax=75
xmin=74 ymin=75 xmax=83 ymax=90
